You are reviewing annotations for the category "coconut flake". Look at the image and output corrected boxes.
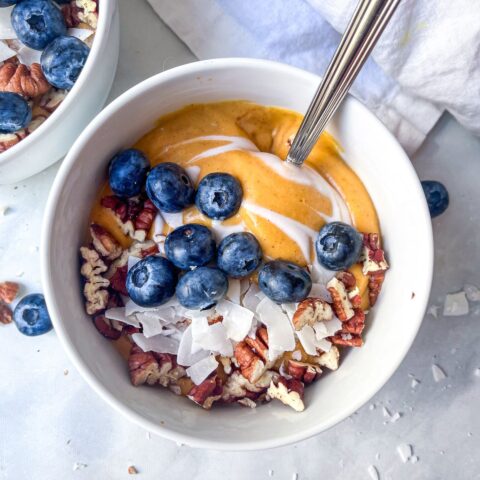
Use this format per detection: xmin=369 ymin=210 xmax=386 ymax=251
xmin=191 ymin=318 xmax=233 ymax=356
xmin=16 ymin=44 xmax=42 ymax=66
xmin=124 ymin=296 xmax=179 ymax=317
xmin=152 ymin=213 xmax=165 ymax=243
xmin=242 ymin=282 xmax=262 ymax=311
xmin=177 ymin=325 xmax=209 ymax=366
xmin=256 ymin=297 xmax=295 ymax=360
xmin=105 ymin=307 xmax=140 ymax=328
xmin=216 ymin=299 xmax=253 ymax=341
xmin=432 ymin=364 xmax=447 ymax=382
xmin=309 ymin=283 xmax=332 ymax=302
xmin=226 ymin=278 xmax=241 ymax=304
xmin=161 ymin=212 xmax=183 ymax=229
xmin=295 ymin=325 xmax=318 ymax=356
xmin=314 ymin=317 xmax=342 ymax=339
xmin=464 ymin=283 xmax=480 ymax=302
xmin=132 ymin=333 xmax=179 ymax=355
xmin=397 ymin=443 xmax=412 ymax=463
xmin=291 ymin=350 xmax=302 ymax=361
xmin=186 ymin=355 xmax=218 ymax=385
xmin=186 ymin=165 xmax=201 ymax=184
xmin=68 ymin=27 xmax=94 ymax=42
xmin=0 ymin=41 xmax=16 ymax=62
xmin=0 ymin=8 xmax=16 ymax=39
xmin=137 ymin=317 xmax=164 ymax=338
xmin=443 ymin=292 xmax=469 ymax=316
xmin=281 ymin=303 xmax=297 ymax=321
xmin=367 ymin=465 xmax=379 ymax=480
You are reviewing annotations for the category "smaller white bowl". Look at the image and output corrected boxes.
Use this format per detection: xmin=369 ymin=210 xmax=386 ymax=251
xmin=42 ymin=59 xmax=433 ymax=450
xmin=0 ymin=0 xmax=119 ymax=185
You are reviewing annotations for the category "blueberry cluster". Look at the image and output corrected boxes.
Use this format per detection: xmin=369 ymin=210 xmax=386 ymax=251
xmin=0 ymin=0 xmax=90 ymax=134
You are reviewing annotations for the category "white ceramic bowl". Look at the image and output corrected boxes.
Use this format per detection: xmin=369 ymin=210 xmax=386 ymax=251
xmin=0 ymin=0 xmax=119 ymax=185
xmin=41 ymin=58 xmax=433 ymax=450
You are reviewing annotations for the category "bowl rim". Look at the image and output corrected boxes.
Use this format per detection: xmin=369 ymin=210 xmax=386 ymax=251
xmin=0 ymin=0 xmax=116 ymax=165
xmin=41 ymin=57 xmax=433 ymax=451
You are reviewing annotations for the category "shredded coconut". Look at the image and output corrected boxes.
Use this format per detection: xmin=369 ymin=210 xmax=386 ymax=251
xmin=367 ymin=465 xmax=380 ymax=480
xmin=432 ymin=364 xmax=447 ymax=382
xmin=397 ymin=443 xmax=413 ymax=463
xmin=443 ymin=292 xmax=469 ymax=316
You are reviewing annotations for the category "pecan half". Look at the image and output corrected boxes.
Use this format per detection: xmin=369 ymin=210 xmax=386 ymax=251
xmin=368 ymin=271 xmax=386 ymax=307
xmin=90 ymin=224 xmax=122 ymax=261
xmin=267 ymin=377 xmax=305 ymax=412
xmin=0 ymin=303 xmax=13 ymax=325
xmin=188 ymin=376 xmax=223 ymax=409
xmin=0 ymin=281 xmax=19 ymax=304
xmin=128 ymin=346 xmax=162 ymax=386
xmin=327 ymin=277 xmax=354 ymax=321
xmin=80 ymin=246 xmax=110 ymax=315
xmin=292 ymin=298 xmax=333 ymax=330
xmin=244 ymin=326 xmax=269 ymax=362
xmin=0 ymin=63 xmax=50 ymax=98
xmin=92 ymin=313 xmax=122 ymax=340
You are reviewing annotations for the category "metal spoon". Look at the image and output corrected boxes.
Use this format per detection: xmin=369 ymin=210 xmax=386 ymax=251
xmin=286 ymin=0 xmax=402 ymax=167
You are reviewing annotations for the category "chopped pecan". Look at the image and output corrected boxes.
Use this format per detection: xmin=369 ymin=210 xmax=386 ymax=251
xmin=244 ymin=326 xmax=269 ymax=362
xmin=128 ymin=346 xmax=162 ymax=386
xmin=234 ymin=341 xmax=266 ymax=383
xmin=335 ymin=271 xmax=356 ymax=289
xmin=237 ymin=397 xmax=257 ymax=408
xmin=39 ymin=89 xmax=67 ymax=113
xmin=287 ymin=360 xmax=321 ymax=384
xmin=92 ymin=313 xmax=122 ymax=340
xmin=106 ymin=291 xmax=124 ymax=309
xmin=368 ymin=271 xmax=386 ymax=307
xmin=292 ymin=298 xmax=333 ymax=330
xmin=222 ymin=370 xmax=275 ymax=402
xmin=80 ymin=247 xmax=110 ymax=315
xmin=0 ymin=63 xmax=50 ymax=98
xmin=342 ymin=308 xmax=366 ymax=335
xmin=0 ymin=281 xmax=19 ymax=304
xmin=134 ymin=200 xmax=156 ymax=231
xmin=109 ymin=265 xmax=128 ymax=296
xmin=76 ymin=0 xmax=98 ymax=28
xmin=0 ymin=131 xmax=26 ymax=153
xmin=61 ymin=2 xmax=83 ymax=27
xmin=0 ymin=303 xmax=13 ymax=325
xmin=313 ymin=346 xmax=340 ymax=370
xmin=327 ymin=277 xmax=354 ymax=321
xmin=331 ymin=332 xmax=363 ymax=347
xmin=361 ymin=233 xmax=389 ymax=275
xmin=90 ymin=224 xmax=122 ymax=261
xmin=267 ymin=377 xmax=305 ymax=412
xmin=188 ymin=376 xmax=223 ymax=409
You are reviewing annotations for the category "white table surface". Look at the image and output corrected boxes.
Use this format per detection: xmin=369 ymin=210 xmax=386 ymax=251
xmin=1 ymin=1 xmax=479 ymax=479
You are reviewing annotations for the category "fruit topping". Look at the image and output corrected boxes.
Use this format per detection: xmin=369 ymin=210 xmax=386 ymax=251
xmin=0 ymin=92 xmax=31 ymax=133
xmin=421 ymin=180 xmax=449 ymax=218
xmin=146 ymin=162 xmax=195 ymax=213
xmin=195 ymin=172 xmax=243 ymax=220
xmin=126 ymin=256 xmax=177 ymax=308
xmin=108 ymin=149 xmax=150 ymax=198
xmin=175 ymin=266 xmax=228 ymax=310
xmin=217 ymin=232 xmax=262 ymax=278
xmin=13 ymin=293 xmax=52 ymax=336
xmin=258 ymin=260 xmax=312 ymax=303
xmin=165 ymin=223 xmax=216 ymax=270
xmin=315 ymin=221 xmax=363 ymax=271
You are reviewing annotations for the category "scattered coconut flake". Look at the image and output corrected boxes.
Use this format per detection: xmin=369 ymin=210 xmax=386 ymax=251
xmin=464 ymin=283 xmax=480 ymax=302
xmin=177 ymin=325 xmax=209 ymax=367
xmin=16 ymin=44 xmax=42 ymax=65
xmin=292 ymin=474 xmax=298 ymax=480
xmin=186 ymin=355 xmax=218 ymax=385
xmin=68 ymin=27 xmax=94 ymax=42
xmin=367 ymin=465 xmax=379 ymax=480
xmin=390 ymin=412 xmax=402 ymax=423
xmin=161 ymin=211 xmax=183 ymax=229
xmin=216 ymin=299 xmax=253 ymax=341
xmin=73 ymin=462 xmax=88 ymax=471
xmin=369 ymin=404 xmax=376 ymax=411
xmin=382 ymin=407 xmax=391 ymax=419
xmin=474 ymin=368 xmax=480 ymax=377
xmin=0 ymin=41 xmax=16 ymax=63
xmin=0 ymin=205 xmax=8 ymax=216
xmin=443 ymin=292 xmax=469 ymax=316
xmin=432 ymin=364 xmax=447 ymax=382
xmin=226 ymin=278 xmax=241 ymax=304
xmin=410 ymin=455 xmax=419 ymax=464
xmin=146 ymin=432 xmax=151 ymax=440
xmin=375 ymin=452 xmax=381 ymax=461
xmin=309 ymin=283 xmax=332 ymax=302
xmin=152 ymin=213 xmax=165 ymax=243
xmin=256 ymin=297 xmax=295 ymax=361
xmin=191 ymin=317 xmax=233 ymax=356
xmin=186 ymin=165 xmax=201 ymax=184
xmin=0 ymin=8 xmax=16 ymax=39
xmin=427 ymin=304 xmax=439 ymax=319
xmin=132 ymin=333 xmax=179 ymax=355
xmin=397 ymin=443 xmax=412 ymax=463
xmin=105 ymin=307 xmax=141 ymax=328
xmin=268 ymin=470 xmax=274 ymax=477
xmin=291 ymin=350 xmax=302 ymax=361
xmin=411 ymin=378 xmax=420 ymax=388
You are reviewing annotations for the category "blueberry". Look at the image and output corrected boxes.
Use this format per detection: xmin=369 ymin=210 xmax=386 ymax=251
xmin=40 ymin=35 xmax=89 ymax=89
xmin=217 ymin=232 xmax=262 ymax=278
xmin=421 ymin=180 xmax=449 ymax=218
xmin=126 ymin=256 xmax=177 ymax=307
xmin=315 ymin=222 xmax=362 ymax=271
xmin=0 ymin=92 xmax=31 ymax=133
xmin=0 ymin=1 xmax=19 ymax=7
xmin=165 ymin=224 xmax=216 ymax=270
xmin=11 ymin=0 xmax=66 ymax=50
xmin=195 ymin=173 xmax=243 ymax=220
xmin=13 ymin=293 xmax=53 ymax=336
xmin=146 ymin=162 xmax=195 ymax=213
xmin=258 ymin=261 xmax=312 ymax=303
xmin=176 ymin=267 xmax=228 ymax=310
xmin=108 ymin=149 xmax=150 ymax=198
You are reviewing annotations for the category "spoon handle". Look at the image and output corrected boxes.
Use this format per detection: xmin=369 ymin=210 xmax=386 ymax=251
xmin=286 ymin=0 xmax=402 ymax=167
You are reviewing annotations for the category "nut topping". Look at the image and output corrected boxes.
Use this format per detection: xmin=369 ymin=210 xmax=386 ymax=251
xmin=90 ymin=224 xmax=122 ymax=261
xmin=188 ymin=376 xmax=223 ymax=409
xmin=292 ymin=298 xmax=333 ymax=330
xmin=327 ymin=277 xmax=355 ymax=321
xmin=368 ymin=271 xmax=386 ymax=307
xmin=0 ymin=281 xmax=19 ymax=304
xmin=287 ymin=360 xmax=321 ymax=383
xmin=314 ymin=345 xmax=340 ymax=370
xmin=331 ymin=332 xmax=363 ymax=347
xmin=0 ymin=63 xmax=50 ymax=98
xmin=80 ymin=246 xmax=110 ymax=315
xmin=234 ymin=340 xmax=267 ymax=383
xmin=92 ymin=313 xmax=122 ymax=340
xmin=361 ymin=233 xmax=389 ymax=275
xmin=0 ymin=303 xmax=13 ymax=325
xmin=267 ymin=377 xmax=305 ymax=412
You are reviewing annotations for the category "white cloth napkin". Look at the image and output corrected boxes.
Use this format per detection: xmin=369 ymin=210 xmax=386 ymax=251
xmin=148 ymin=0 xmax=480 ymax=156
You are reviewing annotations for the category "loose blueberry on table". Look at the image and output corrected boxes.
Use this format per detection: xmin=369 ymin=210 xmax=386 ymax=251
xmin=421 ymin=180 xmax=449 ymax=218
xmin=13 ymin=293 xmax=52 ymax=336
